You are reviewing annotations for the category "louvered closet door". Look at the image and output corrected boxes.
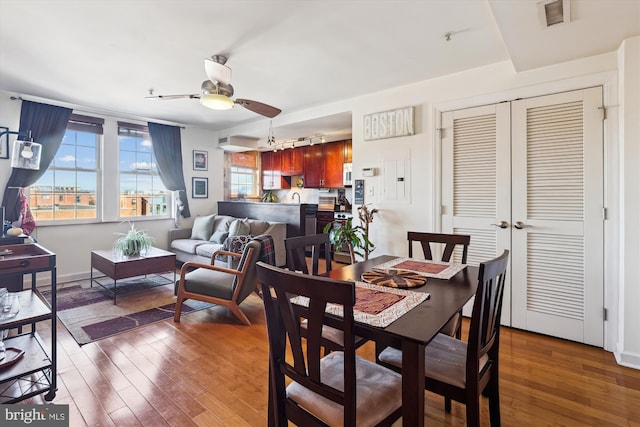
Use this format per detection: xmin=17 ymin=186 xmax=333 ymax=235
xmin=511 ymin=87 xmax=603 ymax=346
xmin=442 ymin=87 xmax=604 ymax=346
xmin=442 ymin=103 xmax=512 ymax=325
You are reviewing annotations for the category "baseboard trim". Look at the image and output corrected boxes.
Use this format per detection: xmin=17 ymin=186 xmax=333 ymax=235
xmin=615 ymin=345 xmax=640 ymax=370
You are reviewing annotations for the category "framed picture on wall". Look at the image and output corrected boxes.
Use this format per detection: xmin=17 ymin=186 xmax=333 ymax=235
xmin=193 ymin=150 xmax=208 ymax=171
xmin=192 ymin=177 xmax=208 ymax=198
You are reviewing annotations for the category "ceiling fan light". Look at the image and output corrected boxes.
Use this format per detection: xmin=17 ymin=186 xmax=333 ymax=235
xmin=200 ymin=94 xmax=234 ymax=110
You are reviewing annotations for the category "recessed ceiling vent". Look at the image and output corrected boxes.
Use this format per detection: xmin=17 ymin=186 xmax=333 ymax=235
xmin=537 ymin=0 xmax=570 ymax=27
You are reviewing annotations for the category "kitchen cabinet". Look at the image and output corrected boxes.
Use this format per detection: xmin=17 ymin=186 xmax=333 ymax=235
xmin=280 ymin=148 xmax=303 ymax=176
xmin=262 ymin=151 xmax=289 ymax=189
xmin=303 ymin=141 xmax=345 ymax=188
xmin=344 ymin=139 xmax=352 ymax=163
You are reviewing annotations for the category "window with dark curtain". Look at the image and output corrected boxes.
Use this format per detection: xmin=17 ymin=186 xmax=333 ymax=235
xmin=147 ymin=122 xmax=191 ymax=218
xmin=1 ymin=100 xmax=72 ymax=220
xmin=28 ymin=113 xmax=102 ymax=222
xmin=118 ymin=122 xmax=170 ymax=218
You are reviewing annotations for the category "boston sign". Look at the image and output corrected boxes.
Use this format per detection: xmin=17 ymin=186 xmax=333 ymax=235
xmin=363 ymin=106 xmax=414 ymax=141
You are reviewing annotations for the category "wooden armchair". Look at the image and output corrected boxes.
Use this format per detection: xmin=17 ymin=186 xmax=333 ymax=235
xmin=174 ymin=239 xmax=261 ymax=325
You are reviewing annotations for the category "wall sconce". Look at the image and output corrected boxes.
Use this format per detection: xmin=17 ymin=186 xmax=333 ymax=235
xmin=0 ymin=127 xmax=41 ymax=170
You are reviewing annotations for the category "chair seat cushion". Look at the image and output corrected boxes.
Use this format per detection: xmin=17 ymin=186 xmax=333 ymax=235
xmin=287 ymin=351 xmax=402 ymax=426
xmin=378 ymin=333 xmax=488 ymax=389
xmin=183 ymin=268 xmax=236 ymax=300
xmin=300 ymin=319 xmax=367 ymax=349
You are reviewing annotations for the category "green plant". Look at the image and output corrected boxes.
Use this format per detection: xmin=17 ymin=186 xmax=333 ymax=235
xmin=113 ymin=222 xmax=155 ymax=256
xmin=323 ymin=217 xmax=375 ymax=263
xmin=261 ymin=190 xmax=278 ymax=203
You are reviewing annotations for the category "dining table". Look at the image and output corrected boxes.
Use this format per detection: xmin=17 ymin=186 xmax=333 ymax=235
xmin=323 ymin=255 xmax=478 ymax=427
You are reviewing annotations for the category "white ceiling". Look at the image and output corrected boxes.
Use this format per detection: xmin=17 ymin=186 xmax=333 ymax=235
xmin=1 ymin=0 xmax=638 ymax=144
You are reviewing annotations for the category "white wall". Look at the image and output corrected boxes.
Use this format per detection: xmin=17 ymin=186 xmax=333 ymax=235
xmin=0 ymin=90 xmax=219 ymax=284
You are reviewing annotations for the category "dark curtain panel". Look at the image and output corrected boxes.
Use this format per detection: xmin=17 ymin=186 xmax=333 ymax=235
xmin=147 ymin=122 xmax=191 ymax=218
xmin=1 ymin=101 xmax=72 ymax=220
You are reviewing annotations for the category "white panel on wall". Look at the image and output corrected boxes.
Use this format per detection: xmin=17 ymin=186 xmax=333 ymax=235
xmin=383 ymin=158 xmax=410 ymax=203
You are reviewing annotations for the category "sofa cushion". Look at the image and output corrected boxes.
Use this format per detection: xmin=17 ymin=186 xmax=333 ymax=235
xmin=249 ymin=220 xmax=270 ymax=235
xmin=209 ymin=230 xmax=229 ymax=244
xmin=191 ymin=214 xmax=216 ymax=240
xmin=171 ymin=239 xmax=206 ymax=255
xmin=195 ymin=242 xmax=224 ymax=259
xmin=229 ymin=218 xmax=250 ymax=237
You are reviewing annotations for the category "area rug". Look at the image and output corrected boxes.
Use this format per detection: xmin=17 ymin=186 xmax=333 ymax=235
xmin=41 ymin=273 xmax=213 ymax=345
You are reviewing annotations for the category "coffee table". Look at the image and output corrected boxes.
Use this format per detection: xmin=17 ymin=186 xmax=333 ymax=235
xmin=90 ymin=247 xmax=176 ymax=304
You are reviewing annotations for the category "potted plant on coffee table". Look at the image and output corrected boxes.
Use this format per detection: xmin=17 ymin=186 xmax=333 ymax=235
xmin=113 ymin=222 xmax=155 ymax=257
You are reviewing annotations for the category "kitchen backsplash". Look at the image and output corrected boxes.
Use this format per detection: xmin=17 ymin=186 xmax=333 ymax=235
xmin=272 ymin=188 xmax=352 ymax=208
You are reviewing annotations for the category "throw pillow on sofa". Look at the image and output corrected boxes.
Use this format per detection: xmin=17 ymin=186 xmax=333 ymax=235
xmin=191 ymin=214 xmax=216 ymax=240
xmin=209 ymin=230 xmax=229 ymax=244
xmin=215 ymin=235 xmax=253 ymax=267
xmin=229 ymin=218 xmax=250 ymax=237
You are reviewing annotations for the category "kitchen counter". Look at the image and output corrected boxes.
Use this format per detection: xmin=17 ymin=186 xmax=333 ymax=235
xmin=218 ymin=201 xmax=317 ymax=237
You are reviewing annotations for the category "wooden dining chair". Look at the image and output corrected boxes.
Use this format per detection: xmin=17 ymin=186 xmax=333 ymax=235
xmin=378 ymin=249 xmax=510 ymax=427
xmin=285 ymin=233 xmax=366 ymax=354
xmin=407 ymin=231 xmax=471 ymax=338
xmin=257 ymin=262 xmax=403 ymax=427
xmin=285 ymin=233 xmax=332 ymax=275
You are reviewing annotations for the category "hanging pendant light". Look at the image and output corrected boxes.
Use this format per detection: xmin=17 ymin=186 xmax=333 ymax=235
xmin=267 ymin=120 xmax=276 ymax=147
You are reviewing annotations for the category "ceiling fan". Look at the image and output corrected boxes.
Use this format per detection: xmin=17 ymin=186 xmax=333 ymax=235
xmin=146 ymin=55 xmax=281 ymax=118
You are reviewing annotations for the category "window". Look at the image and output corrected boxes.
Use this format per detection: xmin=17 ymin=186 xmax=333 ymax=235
xmin=230 ymin=152 xmax=259 ymax=198
xmin=29 ymin=114 xmax=101 ymax=222
xmin=118 ymin=122 xmax=169 ymax=218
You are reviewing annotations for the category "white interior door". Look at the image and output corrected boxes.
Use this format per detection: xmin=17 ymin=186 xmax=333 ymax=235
xmin=511 ymin=87 xmax=604 ymax=346
xmin=441 ymin=87 xmax=604 ymax=346
xmin=442 ymin=103 xmax=512 ymax=324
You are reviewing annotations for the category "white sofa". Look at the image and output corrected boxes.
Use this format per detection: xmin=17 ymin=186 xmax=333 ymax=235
xmin=169 ymin=214 xmax=287 ymax=267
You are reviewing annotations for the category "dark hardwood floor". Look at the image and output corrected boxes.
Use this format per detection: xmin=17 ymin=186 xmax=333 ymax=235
xmin=19 ymin=278 xmax=640 ymax=426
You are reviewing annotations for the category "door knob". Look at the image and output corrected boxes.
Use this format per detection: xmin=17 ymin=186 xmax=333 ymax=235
xmin=491 ymin=221 xmax=509 ymax=229
xmin=514 ymin=221 xmax=526 ymax=229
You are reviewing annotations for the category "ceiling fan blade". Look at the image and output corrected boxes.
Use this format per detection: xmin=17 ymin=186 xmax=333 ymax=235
xmin=235 ymin=99 xmax=281 ymax=118
xmin=145 ymin=94 xmax=200 ymax=100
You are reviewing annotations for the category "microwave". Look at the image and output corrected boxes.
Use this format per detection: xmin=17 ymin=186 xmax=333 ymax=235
xmin=343 ymin=163 xmax=353 ymax=187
